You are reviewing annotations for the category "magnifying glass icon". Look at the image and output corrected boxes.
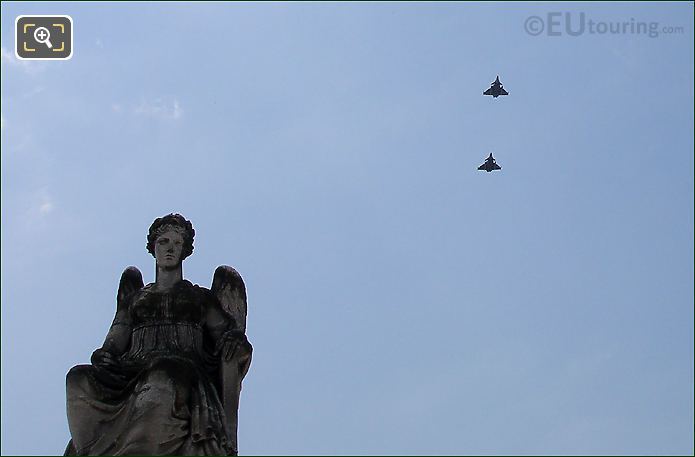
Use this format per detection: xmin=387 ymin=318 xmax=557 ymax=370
xmin=33 ymin=27 xmax=53 ymax=49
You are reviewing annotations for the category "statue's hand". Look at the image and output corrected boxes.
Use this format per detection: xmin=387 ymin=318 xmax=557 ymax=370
xmin=91 ymin=348 xmax=120 ymax=369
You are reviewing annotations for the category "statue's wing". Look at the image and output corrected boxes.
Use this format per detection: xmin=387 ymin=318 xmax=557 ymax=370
xmin=211 ymin=266 xmax=250 ymax=455
xmin=117 ymin=266 xmax=143 ymax=311
xmin=99 ymin=267 xmax=143 ymax=357
xmin=211 ymin=265 xmax=247 ymax=332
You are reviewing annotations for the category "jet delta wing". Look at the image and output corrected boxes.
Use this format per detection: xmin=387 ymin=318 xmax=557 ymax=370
xmin=483 ymin=75 xmax=508 ymax=98
xmin=478 ymin=153 xmax=501 ymax=172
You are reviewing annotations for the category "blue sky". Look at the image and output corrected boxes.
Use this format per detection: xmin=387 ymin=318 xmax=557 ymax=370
xmin=1 ymin=2 xmax=693 ymax=455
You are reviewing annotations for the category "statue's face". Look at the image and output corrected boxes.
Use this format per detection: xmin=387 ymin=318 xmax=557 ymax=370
xmin=154 ymin=230 xmax=185 ymax=268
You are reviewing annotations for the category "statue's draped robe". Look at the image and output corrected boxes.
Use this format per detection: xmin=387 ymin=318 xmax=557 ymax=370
xmin=66 ymin=281 xmax=235 ymax=455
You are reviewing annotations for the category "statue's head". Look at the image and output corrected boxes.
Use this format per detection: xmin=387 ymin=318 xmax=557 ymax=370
xmin=147 ymin=213 xmax=195 ymax=265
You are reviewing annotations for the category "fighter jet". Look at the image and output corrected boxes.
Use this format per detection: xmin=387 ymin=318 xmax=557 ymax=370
xmin=478 ymin=153 xmax=501 ymax=172
xmin=483 ymin=76 xmax=508 ymax=98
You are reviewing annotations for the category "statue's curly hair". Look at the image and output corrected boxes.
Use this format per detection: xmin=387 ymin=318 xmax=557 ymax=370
xmin=146 ymin=213 xmax=195 ymax=260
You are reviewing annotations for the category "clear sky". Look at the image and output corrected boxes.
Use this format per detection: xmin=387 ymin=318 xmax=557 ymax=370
xmin=1 ymin=2 xmax=693 ymax=455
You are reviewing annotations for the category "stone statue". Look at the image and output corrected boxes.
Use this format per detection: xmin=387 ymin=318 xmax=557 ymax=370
xmin=65 ymin=214 xmax=252 ymax=455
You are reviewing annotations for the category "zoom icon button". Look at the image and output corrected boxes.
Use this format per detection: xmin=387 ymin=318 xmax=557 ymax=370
xmin=16 ymin=15 xmax=72 ymax=60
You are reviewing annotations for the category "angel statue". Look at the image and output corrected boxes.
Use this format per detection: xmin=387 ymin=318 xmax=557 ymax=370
xmin=64 ymin=214 xmax=252 ymax=456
